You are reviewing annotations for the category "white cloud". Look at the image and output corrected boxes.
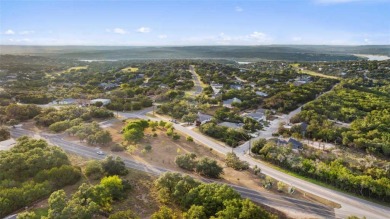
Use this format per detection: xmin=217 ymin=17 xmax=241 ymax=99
xmin=106 ymin=28 xmax=127 ymax=34
xmin=137 ymin=27 xmax=151 ymax=33
xmin=248 ymin=32 xmax=272 ymax=43
xmin=292 ymin=37 xmax=302 ymax=42
xmin=235 ymin=6 xmax=243 ymax=12
xmin=158 ymin=34 xmax=167 ymax=39
xmin=8 ymin=38 xmax=32 ymax=43
xmin=19 ymin=30 xmax=35 ymax=35
xmin=113 ymin=28 xmax=127 ymax=34
xmin=182 ymin=31 xmax=272 ymax=45
xmin=5 ymin=29 xmax=15 ymax=35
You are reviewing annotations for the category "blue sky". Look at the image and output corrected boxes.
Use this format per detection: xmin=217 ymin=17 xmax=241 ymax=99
xmin=0 ymin=0 xmax=389 ymax=45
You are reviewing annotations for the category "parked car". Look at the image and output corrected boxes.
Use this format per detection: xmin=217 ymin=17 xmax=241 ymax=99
xmin=97 ymin=151 xmax=105 ymax=155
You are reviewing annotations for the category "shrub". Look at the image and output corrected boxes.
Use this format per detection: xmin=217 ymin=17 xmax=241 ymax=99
xmin=225 ymin=152 xmax=249 ymax=171
xmin=195 ymin=157 xmax=223 ymax=178
xmin=111 ymin=143 xmax=125 ymax=152
xmin=172 ymin=133 xmax=180 ymax=140
xmin=85 ymin=160 xmax=104 ymax=179
xmin=175 ymin=153 xmax=197 ymax=171
xmin=145 ymin=144 xmax=152 ymax=152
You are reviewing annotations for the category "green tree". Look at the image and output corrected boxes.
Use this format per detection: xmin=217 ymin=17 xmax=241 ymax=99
xmin=47 ymin=190 xmax=67 ymax=219
xmin=183 ymin=205 xmax=207 ymax=219
xmin=225 ymin=152 xmax=249 ymax=170
xmin=109 ymin=210 xmax=139 ymax=219
xmin=151 ymin=206 xmax=177 ymax=219
xmin=0 ymin=127 xmax=10 ymax=141
xmin=94 ymin=130 xmax=112 ymax=145
xmin=17 ymin=211 xmax=38 ymax=219
xmin=101 ymin=156 xmax=129 ymax=176
xmin=100 ymin=175 xmax=124 ymax=200
xmin=85 ymin=160 xmax=104 ymax=179
xmin=124 ymin=128 xmax=144 ymax=143
xmin=184 ymin=183 xmax=240 ymax=217
xmin=251 ymin=138 xmax=267 ymax=154
xmin=182 ymin=113 xmax=198 ymax=124
xmin=195 ymin=157 xmax=223 ymax=178
xmin=175 ymin=153 xmax=197 ymax=171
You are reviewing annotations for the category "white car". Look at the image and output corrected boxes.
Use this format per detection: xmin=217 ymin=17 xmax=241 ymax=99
xmin=96 ymin=151 xmax=105 ymax=155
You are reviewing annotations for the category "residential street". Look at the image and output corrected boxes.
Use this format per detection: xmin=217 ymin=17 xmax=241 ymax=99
xmin=189 ymin=65 xmax=203 ymax=95
xmin=7 ymin=97 xmax=390 ymax=219
xmin=117 ymin=107 xmax=390 ymax=219
xmin=9 ymin=127 xmax=334 ymax=219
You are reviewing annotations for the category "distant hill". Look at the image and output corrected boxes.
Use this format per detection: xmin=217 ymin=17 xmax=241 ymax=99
xmin=1 ymin=45 xmax=389 ymax=61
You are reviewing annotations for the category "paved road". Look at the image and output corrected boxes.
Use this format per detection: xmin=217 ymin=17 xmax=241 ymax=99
xmin=118 ymin=109 xmax=390 ymax=219
xmin=8 ymin=102 xmax=390 ymax=219
xmin=189 ymin=65 xmax=203 ymax=95
xmin=8 ymin=128 xmax=334 ymax=219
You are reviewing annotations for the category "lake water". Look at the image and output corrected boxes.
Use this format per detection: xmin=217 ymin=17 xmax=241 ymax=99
xmin=354 ymin=54 xmax=390 ymax=61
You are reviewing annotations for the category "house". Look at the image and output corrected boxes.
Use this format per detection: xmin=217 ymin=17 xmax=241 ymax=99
xmin=242 ymin=112 xmax=265 ymax=122
xmin=255 ymin=91 xmax=268 ymax=97
xmin=91 ymin=99 xmax=111 ymax=106
xmin=287 ymin=138 xmax=303 ymax=149
xmin=140 ymin=82 xmax=151 ymax=88
xmin=196 ymin=112 xmax=213 ymax=126
xmin=230 ymin=84 xmax=242 ymax=90
xmin=136 ymin=74 xmax=145 ymax=79
xmin=223 ymin=97 xmax=242 ymax=108
xmin=99 ymin=83 xmax=118 ymax=90
xmin=293 ymin=76 xmax=312 ymax=86
xmin=159 ymin=84 xmax=169 ymax=89
xmin=249 ymin=82 xmax=256 ymax=88
xmin=210 ymin=83 xmax=223 ymax=95
xmin=219 ymin=122 xmax=243 ymax=130
xmin=56 ymin=98 xmax=77 ymax=105
xmin=274 ymin=137 xmax=303 ymax=150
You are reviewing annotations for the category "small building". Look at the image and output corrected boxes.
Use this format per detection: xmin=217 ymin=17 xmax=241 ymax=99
xmin=223 ymin=97 xmax=242 ymax=108
xmin=242 ymin=112 xmax=265 ymax=122
xmin=274 ymin=137 xmax=303 ymax=150
xmin=91 ymin=98 xmax=111 ymax=106
xmin=293 ymin=75 xmax=312 ymax=86
xmin=230 ymin=84 xmax=242 ymax=90
xmin=219 ymin=122 xmax=243 ymax=130
xmin=99 ymin=82 xmax=118 ymax=90
xmin=210 ymin=83 xmax=223 ymax=95
xmin=159 ymin=84 xmax=169 ymax=89
xmin=255 ymin=91 xmax=268 ymax=97
xmin=56 ymin=98 xmax=77 ymax=105
xmin=287 ymin=138 xmax=303 ymax=149
xmin=196 ymin=112 xmax=213 ymax=126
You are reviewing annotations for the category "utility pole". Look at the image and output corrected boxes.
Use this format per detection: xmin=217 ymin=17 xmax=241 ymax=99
xmin=248 ymin=139 xmax=251 ymax=155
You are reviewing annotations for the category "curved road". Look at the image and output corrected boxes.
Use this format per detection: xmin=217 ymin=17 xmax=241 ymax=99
xmin=9 ymin=128 xmax=334 ymax=219
xmin=117 ymin=109 xmax=390 ymax=219
xmin=8 ymin=103 xmax=390 ymax=219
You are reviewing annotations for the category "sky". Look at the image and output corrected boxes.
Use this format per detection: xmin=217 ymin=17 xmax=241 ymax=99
xmin=0 ymin=0 xmax=389 ymax=46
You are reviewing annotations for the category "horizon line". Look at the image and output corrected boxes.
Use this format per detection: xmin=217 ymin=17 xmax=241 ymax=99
xmin=1 ymin=44 xmax=389 ymax=47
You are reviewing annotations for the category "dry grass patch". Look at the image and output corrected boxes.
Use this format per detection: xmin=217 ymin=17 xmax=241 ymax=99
xmin=121 ymin=67 xmax=139 ymax=73
xmin=291 ymin=63 xmax=340 ymax=79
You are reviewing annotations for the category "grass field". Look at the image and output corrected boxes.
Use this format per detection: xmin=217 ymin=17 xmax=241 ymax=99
xmin=291 ymin=63 xmax=340 ymax=79
xmin=121 ymin=66 xmax=139 ymax=73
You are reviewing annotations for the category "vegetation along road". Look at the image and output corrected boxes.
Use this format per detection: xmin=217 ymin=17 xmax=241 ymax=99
xmin=9 ymin=127 xmax=334 ymax=219
xmin=118 ymin=108 xmax=390 ymax=219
